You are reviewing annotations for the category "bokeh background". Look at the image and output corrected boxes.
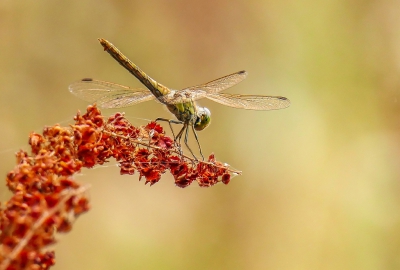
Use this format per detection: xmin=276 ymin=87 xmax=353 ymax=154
xmin=1 ymin=1 xmax=400 ymax=269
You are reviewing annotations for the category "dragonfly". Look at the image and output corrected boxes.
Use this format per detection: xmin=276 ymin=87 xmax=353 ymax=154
xmin=69 ymin=38 xmax=290 ymax=159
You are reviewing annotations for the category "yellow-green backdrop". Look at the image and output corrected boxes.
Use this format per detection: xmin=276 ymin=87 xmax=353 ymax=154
xmin=1 ymin=1 xmax=400 ymax=269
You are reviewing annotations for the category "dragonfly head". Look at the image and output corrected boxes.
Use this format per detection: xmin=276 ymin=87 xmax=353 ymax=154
xmin=194 ymin=107 xmax=211 ymax=131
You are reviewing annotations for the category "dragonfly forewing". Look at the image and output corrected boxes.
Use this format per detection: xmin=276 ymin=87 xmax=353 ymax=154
xmin=183 ymin=70 xmax=248 ymax=94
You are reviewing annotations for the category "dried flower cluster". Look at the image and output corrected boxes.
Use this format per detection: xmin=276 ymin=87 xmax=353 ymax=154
xmin=0 ymin=105 xmax=240 ymax=269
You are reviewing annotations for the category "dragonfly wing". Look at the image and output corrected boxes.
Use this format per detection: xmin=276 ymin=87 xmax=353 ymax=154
xmin=155 ymin=71 xmax=248 ymax=105
xmin=182 ymin=70 xmax=248 ymax=94
xmin=205 ymin=93 xmax=291 ymax=110
xmin=69 ymin=79 xmax=155 ymax=108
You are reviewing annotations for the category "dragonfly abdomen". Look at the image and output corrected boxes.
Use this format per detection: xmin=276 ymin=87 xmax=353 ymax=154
xmin=98 ymin=38 xmax=171 ymax=99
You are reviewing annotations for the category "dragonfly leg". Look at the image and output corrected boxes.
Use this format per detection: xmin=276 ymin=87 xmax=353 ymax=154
xmin=183 ymin=123 xmax=198 ymax=161
xmin=155 ymin=118 xmax=183 ymax=139
xmin=174 ymin=123 xmax=187 ymax=156
xmin=155 ymin=118 xmax=183 ymax=154
xmin=191 ymin=124 xmax=204 ymax=160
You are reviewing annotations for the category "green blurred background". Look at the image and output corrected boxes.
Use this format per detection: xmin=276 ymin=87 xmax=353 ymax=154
xmin=1 ymin=1 xmax=400 ymax=269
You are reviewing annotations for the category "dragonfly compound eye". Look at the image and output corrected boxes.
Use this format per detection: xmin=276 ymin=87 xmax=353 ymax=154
xmin=194 ymin=107 xmax=211 ymax=131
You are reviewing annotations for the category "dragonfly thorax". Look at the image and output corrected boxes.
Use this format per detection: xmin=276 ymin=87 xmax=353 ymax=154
xmin=194 ymin=107 xmax=211 ymax=131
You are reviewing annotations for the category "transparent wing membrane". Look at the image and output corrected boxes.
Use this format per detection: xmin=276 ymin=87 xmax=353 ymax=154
xmin=69 ymin=79 xmax=155 ymax=108
xmin=183 ymin=70 xmax=248 ymax=94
